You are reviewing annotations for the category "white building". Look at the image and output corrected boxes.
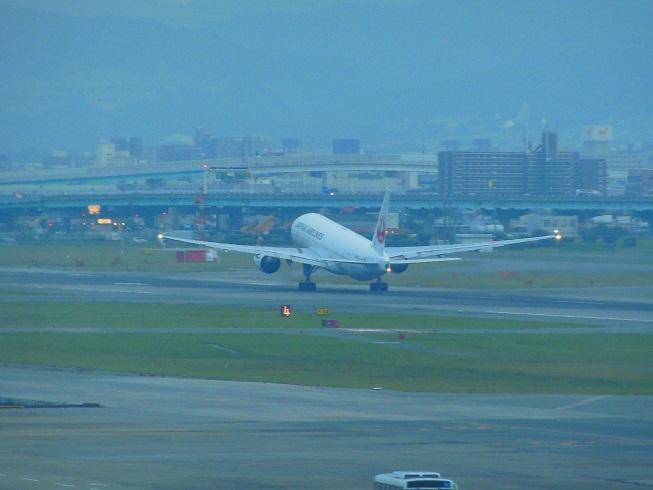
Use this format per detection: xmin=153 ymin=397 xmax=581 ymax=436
xmin=512 ymin=214 xmax=578 ymax=238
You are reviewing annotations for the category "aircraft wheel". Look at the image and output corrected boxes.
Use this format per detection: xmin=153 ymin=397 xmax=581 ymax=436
xmin=299 ymin=282 xmax=317 ymax=292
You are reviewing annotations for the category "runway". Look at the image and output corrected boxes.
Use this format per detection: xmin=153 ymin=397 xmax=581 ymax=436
xmin=1 ymin=266 xmax=653 ymax=488
xmin=2 ymin=266 xmax=652 ymax=329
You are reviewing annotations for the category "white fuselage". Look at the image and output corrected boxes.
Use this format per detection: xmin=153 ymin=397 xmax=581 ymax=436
xmin=290 ymin=213 xmax=388 ymax=281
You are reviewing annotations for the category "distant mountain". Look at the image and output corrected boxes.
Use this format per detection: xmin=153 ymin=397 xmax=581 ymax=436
xmin=1 ymin=1 xmax=651 ymax=157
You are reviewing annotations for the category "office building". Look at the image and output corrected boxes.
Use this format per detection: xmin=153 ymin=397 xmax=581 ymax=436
xmin=333 ymin=139 xmax=360 ymax=155
xmin=439 ymin=131 xmax=584 ymax=197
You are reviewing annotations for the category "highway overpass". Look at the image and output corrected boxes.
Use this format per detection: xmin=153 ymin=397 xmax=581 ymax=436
xmin=1 ymin=190 xmax=651 ymax=213
xmin=1 ymin=153 xmax=651 ymax=217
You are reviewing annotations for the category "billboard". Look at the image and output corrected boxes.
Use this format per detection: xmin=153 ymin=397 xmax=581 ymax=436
xmin=584 ymin=126 xmax=613 ymax=141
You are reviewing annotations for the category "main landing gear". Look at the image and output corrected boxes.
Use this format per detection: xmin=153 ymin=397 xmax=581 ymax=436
xmin=298 ymin=281 xmax=317 ymax=291
xmin=298 ymin=264 xmax=319 ymax=291
xmin=370 ymin=278 xmax=388 ymax=292
xmin=296 ymin=265 xmax=389 ymax=292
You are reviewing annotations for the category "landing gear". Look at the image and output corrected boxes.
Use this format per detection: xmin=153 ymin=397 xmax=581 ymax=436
xmin=298 ymin=264 xmax=319 ymax=292
xmin=370 ymin=279 xmax=388 ymax=292
xmin=298 ymin=281 xmax=317 ymax=292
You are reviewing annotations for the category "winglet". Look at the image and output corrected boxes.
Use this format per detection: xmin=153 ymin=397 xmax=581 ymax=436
xmin=371 ymin=189 xmax=391 ymax=255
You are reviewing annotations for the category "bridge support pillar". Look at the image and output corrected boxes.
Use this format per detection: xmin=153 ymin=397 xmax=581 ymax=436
xmin=227 ymin=207 xmax=243 ymax=229
xmin=167 ymin=207 xmax=180 ymax=229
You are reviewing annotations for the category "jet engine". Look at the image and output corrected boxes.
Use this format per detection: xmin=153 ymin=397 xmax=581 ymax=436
xmin=389 ymin=263 xmax=409 ymax=274
xmin=254 ymin=255 xmax=281 ymax=274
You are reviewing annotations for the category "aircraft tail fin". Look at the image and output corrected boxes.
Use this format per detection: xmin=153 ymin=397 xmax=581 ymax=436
xmin=371 ymin=189 xmax=391 ymax=255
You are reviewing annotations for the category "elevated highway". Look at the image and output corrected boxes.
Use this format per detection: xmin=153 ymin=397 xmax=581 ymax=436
xmin=1 ymin=190 xmax=651 ymax=212
xmin=0 ymin=154 xmax=435 ymax=186
xmin=1 ymin=153 xmax=651 ymax=213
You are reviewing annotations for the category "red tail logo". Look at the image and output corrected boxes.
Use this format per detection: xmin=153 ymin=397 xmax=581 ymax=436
xmin=376 ymin=218 xmax=386 ymax=244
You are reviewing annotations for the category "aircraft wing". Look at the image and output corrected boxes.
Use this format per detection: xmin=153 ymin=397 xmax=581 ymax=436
xmin=160 ymin=234 xmax=379 ymax=267
xmin=386 ymin=235 xmax=556 ymax=264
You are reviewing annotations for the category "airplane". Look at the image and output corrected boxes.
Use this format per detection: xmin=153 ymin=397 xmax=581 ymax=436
xmin=159 ymin=189 xmax=560 ymax=292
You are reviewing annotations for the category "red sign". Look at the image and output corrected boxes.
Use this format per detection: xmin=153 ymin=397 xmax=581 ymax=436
xmin=376 ymin=218 xmax=386 ymax=244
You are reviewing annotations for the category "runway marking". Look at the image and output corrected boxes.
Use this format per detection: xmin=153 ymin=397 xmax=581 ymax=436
xmin=556 ymin=395 xmax=611 ymax=411
xmin=31 ymin=284 xmax=168 ymax=296
xmin=208 ymin=343 xmax=241 ymax=354
xmin=481 ymin=422 xmax=653 ymax=446
xmin=485 ymin=310 xmax=651 ymax=323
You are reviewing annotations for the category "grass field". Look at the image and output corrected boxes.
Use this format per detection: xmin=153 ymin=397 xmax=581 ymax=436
xmin=1 ymin=239 xmax=652 ymax=394
xmin=1 ymin=302 xmax=651 ymax=395
xmin=2 ymin=237 xmax=653 ymax=288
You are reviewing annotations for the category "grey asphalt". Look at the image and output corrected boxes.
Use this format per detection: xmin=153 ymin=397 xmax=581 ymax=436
xmin=1 ymin=266 xmax=653 ymax=489
xmin=2 ymin=366 xmax=653 ymax=489
xmin=1 ymin=266 xmax=652 ymax=329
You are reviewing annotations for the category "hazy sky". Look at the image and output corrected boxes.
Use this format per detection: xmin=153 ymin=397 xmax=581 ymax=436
xmin=1 ymin=0 xmax=651 ymax=156
xmin=2 ymin=0 xmax=415 ymax=24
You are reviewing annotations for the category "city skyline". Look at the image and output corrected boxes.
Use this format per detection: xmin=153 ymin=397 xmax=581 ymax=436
xmin=1 ymin=0 xmax=652 ymax=158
